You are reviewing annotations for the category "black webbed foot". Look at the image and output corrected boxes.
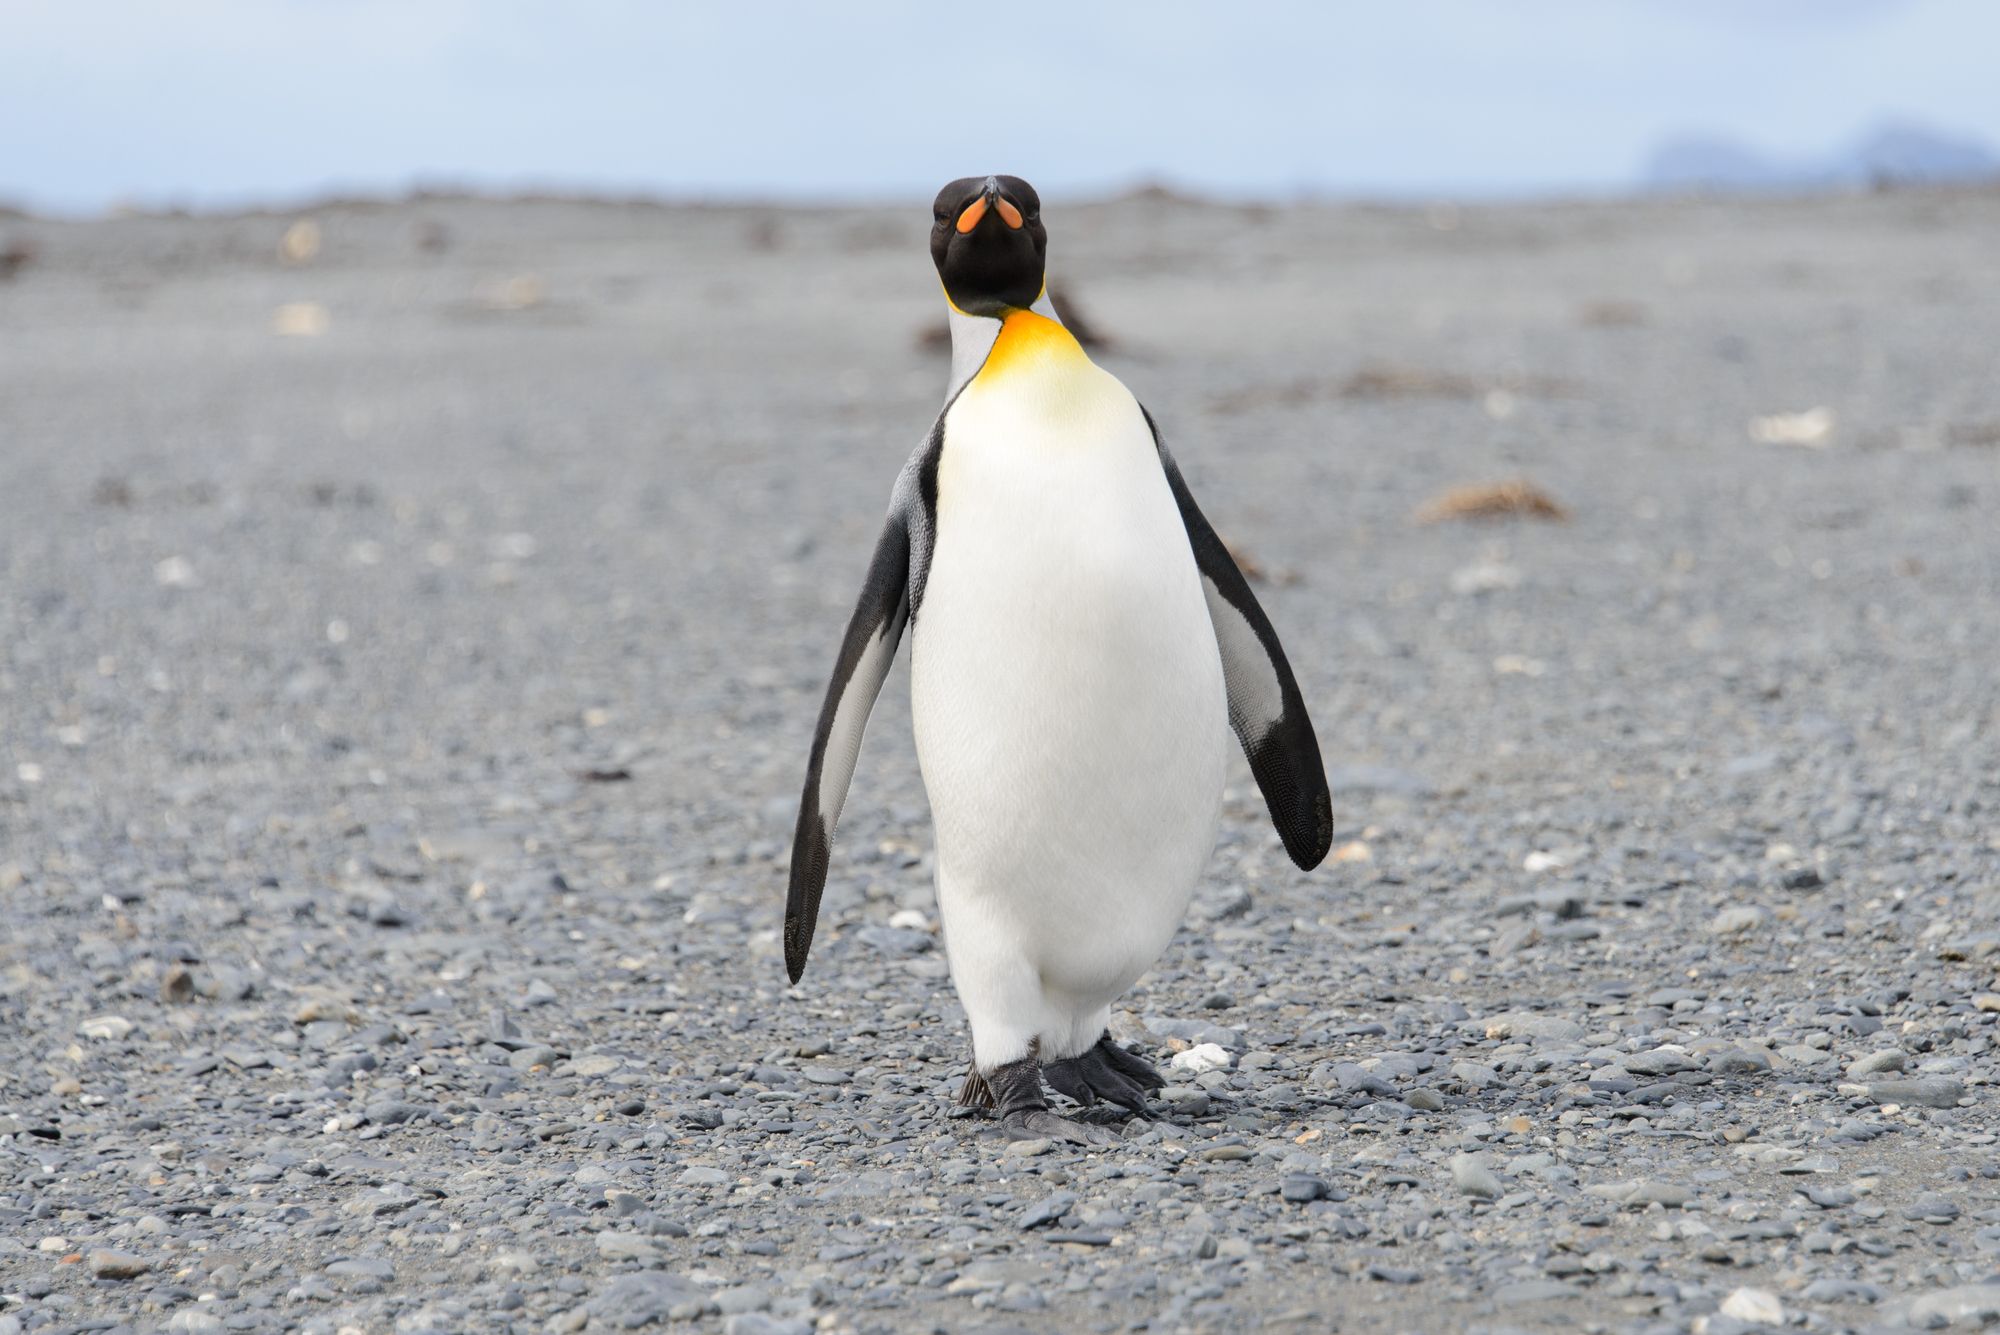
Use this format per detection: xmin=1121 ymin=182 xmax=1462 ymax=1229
xmin=977 ymin=1046 xmax=1123 ymax=1150
xmin=1042 ymin=1033 xmax=1162 ymax=1116
xmin=1000 ymin=1106 xmax=1123 ymax=1148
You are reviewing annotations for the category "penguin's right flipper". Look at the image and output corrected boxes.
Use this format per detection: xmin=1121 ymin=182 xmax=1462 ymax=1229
xmin=784 ymin=506 xmax=912 ymax=984
xmin=1144 ymin=411 xmax=1335 ymax=872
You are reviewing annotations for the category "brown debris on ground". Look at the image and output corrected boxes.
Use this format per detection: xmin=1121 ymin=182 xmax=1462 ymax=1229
xmin=0 ymin=238 xmax=35 ymax=281
xmin=1415 ymin=479 xmax=1569 ymax=524
xmin=1210 ymin=364 xmax=1577 ymax=414
xmin=1341 ymin=364 xmax=1574 ymax=401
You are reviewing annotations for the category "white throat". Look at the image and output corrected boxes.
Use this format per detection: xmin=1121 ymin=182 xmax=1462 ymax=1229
xmin=944 ymin=289 xmax=1064 ymax=401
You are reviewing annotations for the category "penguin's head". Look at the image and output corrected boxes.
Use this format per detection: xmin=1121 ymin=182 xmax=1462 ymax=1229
xmin=930 ymin=175 xmax=1046 ymax=318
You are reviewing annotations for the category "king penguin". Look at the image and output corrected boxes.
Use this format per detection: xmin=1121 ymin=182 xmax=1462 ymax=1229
xmin=786 ymin=175 xmax=1334 ymax=1146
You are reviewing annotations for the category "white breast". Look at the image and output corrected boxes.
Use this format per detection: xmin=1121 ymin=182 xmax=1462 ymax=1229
xmin=910 ymin=335 xmax=1229 ymax=1047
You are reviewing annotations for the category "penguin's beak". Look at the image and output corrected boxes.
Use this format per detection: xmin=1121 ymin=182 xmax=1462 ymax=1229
xmin=956 ymin=177 xmax=1025 ymax=234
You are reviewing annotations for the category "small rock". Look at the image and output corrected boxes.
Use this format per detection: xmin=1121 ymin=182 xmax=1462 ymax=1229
xmin=86 ymin=1248 xmax=149 ymax=1278
xmin=1020 ymin=1192 xmax=1075 ymax=1229
xmin=1706 ymin=1047 xmax=1772 ymax=1075
xmin=160 ymin=964 xmax=196 ymax=1004
xmin=1847 ymin=1049 xmax=1907 ymax=1076
xmin=595 ymin=1233 xmax=659 ymax=1261
xmin=799 ymin=1066 xmax=851 ymax=1086
xmin=1451 ymin=1152 xmax=1503 ymax=1200
xmin=1974 ymin=994 xmax=2000 ymax=1013
xmin=1479 ymin=1012 xmax=1585 ymax=1044
xmin=1450 ymin=1060 xmax=1499 ymax=1088
xmin=1708 ymin=906 xmax=1768 ymax=936
xmin=1280 ymin=1176 xmax=1329 ymax=1203
xmin=1904 ymin=1193 xmax=1962 ymax=1224
xmin=1719 ymin=1287 xmax=1783 ymax=1324
xmin=1405 ymin=1087 xmax=1446 ymax=1111
xmin=1865 ymin=1077 xmax=1964 ymax=1108
xmin=1898 ymin=1284 xmax=2000 ymax=1328
xmin=1170 ymin=1043 xmax=1232 ymax=1074
xmin=1585 ymin=1179 xmax=1691 ymax=1209
xmin=508 ymin=1045 xmax=562 ymax=1071
xmin=724 ymin=1317 xmax=812 ymax=1335
xmin=1495 ymin=1280 xmax=1574 ymax=1304
xmin=1624 ymin=1048 xmax=1697 ymax=1076
xmin=678 ymin=1166 xmax=728 ymax=1187
xmin=588 ymin=1271 xmax=707 ymax=1328
xmin=78 ymin=1015 xmax=133 ymax=1041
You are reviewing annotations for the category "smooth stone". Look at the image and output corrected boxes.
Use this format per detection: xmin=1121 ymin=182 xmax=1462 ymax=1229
xmin=1719 ymin=1287 xmax=1784 ymax=1324
xmin=1866 ymin=1077 xmax=1964 ymax=1108
xmin=87 ymin=1248 xmax=149 ymax=1278
xmin=1846 ymin=1049 xmax=1907 ymax=1077
xmin=1019 ymin=1192 xmax=1076 ymax=1230
xmin=1904 ymin=1193 xmax=1962 ymax=1223
xmin=1624 ymin=1048 xmax=1698 ymax=1076
xmin=1495 ymin=1279 xmax=1575 ymax=1304
xmin=1170 ymin=1043 xmax=1232 ymax=1075
xmin=588 ymin=1271 xmax=708 ymax=1328
xmin=595 ymin=1233 xmax=660 ymax=1260
xmin=1707 ymin=1048 xmax=1772 ymax=1075
xmin=1897 ymin=1284 xmax=2000 ymax=1328
xmin=1708 ymin=906 xmax=1767 ymax=936
xmin=1280 ymin=1176 xmax=1329 ymax=1203
xmin=1451 ymin=1152 xmax=1503 ymax=1200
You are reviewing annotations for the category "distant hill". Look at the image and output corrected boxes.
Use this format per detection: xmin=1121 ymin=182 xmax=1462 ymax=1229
xmin=1644 ymin=119 xmax=2000 ymax=193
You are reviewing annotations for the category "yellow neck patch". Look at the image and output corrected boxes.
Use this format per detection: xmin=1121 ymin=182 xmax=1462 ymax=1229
xmin=971 ymin=309 xmax=1088 ymax=386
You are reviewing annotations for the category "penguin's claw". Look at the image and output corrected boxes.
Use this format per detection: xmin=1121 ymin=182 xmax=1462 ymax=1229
xmin=1042 ymin=1035 xmax=1161 ymax=1117
xmin=1000 ymin=1108 xmax=1123 ymax=1148
xmin=1093 ymin=1035 xmax=1167 ymax=1091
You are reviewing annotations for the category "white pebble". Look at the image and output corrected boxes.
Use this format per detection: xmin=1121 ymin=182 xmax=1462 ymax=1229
xmin=1719 ymin=1286 xmax=1783 ymax=1324
xmin=1169 ymin=1043 xmax=1232 ymax=1075
xmin=1451 ymin=1151 xmax=1503 ymax=1200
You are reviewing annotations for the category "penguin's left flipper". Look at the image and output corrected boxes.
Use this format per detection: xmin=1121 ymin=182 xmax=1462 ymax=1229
xmin=1145 ymin=413 xmax=1336 ymax=871
xmin=784 ymin=504 xmax=913 ymax=984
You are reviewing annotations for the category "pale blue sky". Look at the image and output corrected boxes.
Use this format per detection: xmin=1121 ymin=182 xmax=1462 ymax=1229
xmin=3 ymin=0 xmax=1995 ymax=213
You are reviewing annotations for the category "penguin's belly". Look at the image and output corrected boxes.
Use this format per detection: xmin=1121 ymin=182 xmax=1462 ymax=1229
xmin=911 ymin=368 xmax=1229 ymax=1013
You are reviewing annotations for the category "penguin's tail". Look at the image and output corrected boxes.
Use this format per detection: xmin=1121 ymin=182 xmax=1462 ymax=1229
xmin=956 ymin=1066 xmax=996 ymax=1110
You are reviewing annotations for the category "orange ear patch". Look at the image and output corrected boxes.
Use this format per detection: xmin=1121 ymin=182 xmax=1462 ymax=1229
xmin=955 ymin=197 xmax=989 ymax=233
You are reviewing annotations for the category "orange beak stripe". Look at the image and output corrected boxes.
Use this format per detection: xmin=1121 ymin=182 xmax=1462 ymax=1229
xmin=954 ymin=196 xmax=989 ymax=233
xmin=994 ymin=196 xmax=1023 ymax=229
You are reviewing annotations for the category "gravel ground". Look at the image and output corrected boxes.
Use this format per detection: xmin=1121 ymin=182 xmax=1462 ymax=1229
xmin=2 ymin=185 xmax=1999 ymax=1334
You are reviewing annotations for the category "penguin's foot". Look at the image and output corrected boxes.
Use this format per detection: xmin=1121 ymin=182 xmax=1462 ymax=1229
xmin=1092 ymin=1033 xmax=1167 ymax=1092
xmin=982 ymin=1049 xmax=1122 ymax=1149
xmin=1000 ymin=1106 xmax=1124 ymax=1148
xmin=1042 ymin=1033 xmax=1162 ymax=1117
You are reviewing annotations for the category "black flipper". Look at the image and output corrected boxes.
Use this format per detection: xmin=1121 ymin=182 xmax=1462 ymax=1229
xmin=1144 ymin=408 xmax=1335 ymax=871
xmin=784 ymin=508 xmax=911 ymax=982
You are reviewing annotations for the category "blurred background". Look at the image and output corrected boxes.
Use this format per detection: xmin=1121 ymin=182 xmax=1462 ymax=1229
xmin=5 ymin=0 xmax=2000 ymax=213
